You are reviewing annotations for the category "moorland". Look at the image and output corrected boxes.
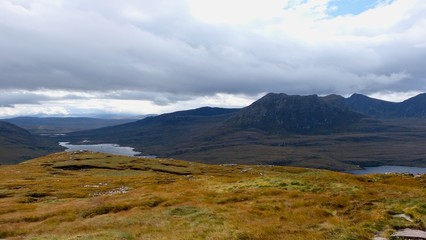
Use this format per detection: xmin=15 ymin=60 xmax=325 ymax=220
xmin=0 ymin=151 xmax=425 ymax=239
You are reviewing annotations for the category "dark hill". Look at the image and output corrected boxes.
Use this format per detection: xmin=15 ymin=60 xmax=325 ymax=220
xmin=65 ymin=107 xmax=240 ymax=150
xmin=64 ymin=93 xmax=426 ymax=171
xmin=227 ymin=93 xmax=363 ymax=133
xmin=64 ymin=97 xmax=386 ymax=171
xmin=343 ymin=93 xmax=426 ymax=118
xmin=0 ymin=120 xmax=31 ymax=136
xmin=0 ymin=121 xmax=63 ymax=164
xmin=140 ymin=107 xmax=240 ymax=125
xmin=163 ymin=106 xmax=240 ymax=117
xmin=345 ymin=93 xmax=397 ymax=118
xmin=398 ymin=93 xmax=426 ymax=118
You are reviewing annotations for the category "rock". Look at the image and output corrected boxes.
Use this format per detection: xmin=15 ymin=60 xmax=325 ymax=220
xmin=373 ymin=237 xmax=388 ymax=240
xmin=393 ymin=214 xmax=414 ymax=222
xmin=391 ymin=229 xmax=426 ymax=239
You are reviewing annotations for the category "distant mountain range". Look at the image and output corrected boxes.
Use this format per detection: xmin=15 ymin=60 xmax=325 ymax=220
xmin=3 ymin=117 xmax=139 ymax=134
xmin=0 ymin=121 xmax=63 ymax=164
xmin=64 ymin=92 xmax=426 ymax=171
xmin=3 ymin=92 xmax=426 ymax=168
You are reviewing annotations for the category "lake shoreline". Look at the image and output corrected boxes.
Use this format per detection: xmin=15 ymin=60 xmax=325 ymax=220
xmin=59 ymin=142 xmax=157 ymax=158
xmin=58 ymin=142 xmax=426 ymax=174
xmin=348 ymin=165 xmax=426 ymax=175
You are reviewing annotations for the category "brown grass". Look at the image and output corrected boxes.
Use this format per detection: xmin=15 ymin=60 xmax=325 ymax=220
xmin=0 ymin=151 xmax=424 ymax=239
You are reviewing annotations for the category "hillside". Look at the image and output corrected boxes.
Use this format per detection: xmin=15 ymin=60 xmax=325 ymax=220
xmin=3 ymin=117 xmax=138 ymax=134
xmin=0 ymin=121 xmax=63 ymax=164
xmin=227 ymin=93 xmax=363 ymax=133
xmin=345 ymin=93 xmax=397 ymax=118
xmin=64 ymin=94 xmax=426 ymax=171
xmin=398 ymin=93 xmax=426 ymax=118
xmin=344 ymin=93 xmax=426 ymax=118
xmin=0 ymin=151 xmax=424 ymax=239
xmin=65 ymin=107 xmax=240 ymax=155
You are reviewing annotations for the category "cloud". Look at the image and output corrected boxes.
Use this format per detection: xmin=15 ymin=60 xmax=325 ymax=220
xmin=0 ymin=104 xmax=14 ymax=108
xmin=0 ymin=92 xmax=259 ymax=118
xmin=0 ymin=0 xmax=426 ymax=116
xmin=0 ymin=90 xmax=54 ymax=106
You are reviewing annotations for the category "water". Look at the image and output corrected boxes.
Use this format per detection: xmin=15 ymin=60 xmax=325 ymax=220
xmin=349 ymin=165 xmax=426 ymax=175
xmin=59 ymin=142 xmax=149 ymax=157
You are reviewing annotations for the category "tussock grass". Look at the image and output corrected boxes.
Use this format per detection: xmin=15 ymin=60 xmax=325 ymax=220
xmin=0 ymin=151 xmax=424 ymax=239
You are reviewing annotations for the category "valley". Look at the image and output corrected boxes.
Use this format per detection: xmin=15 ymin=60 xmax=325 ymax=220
xmin=2 ymin=2 xmax=425 ymax=239
xmin=63 ymin=93 xmax=426 ymax=171
xmin=3 ymin=93 xmax=426 ymax=171
xmin=1 ymin=94 xmax=426 ymax=240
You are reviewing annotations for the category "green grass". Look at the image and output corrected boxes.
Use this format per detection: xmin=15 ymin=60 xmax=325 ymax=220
xmin=0 ymin=151 xmax=424 ymax=239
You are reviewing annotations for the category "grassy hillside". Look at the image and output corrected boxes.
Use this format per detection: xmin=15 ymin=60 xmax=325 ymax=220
xmin=0 ymin=152 xmax=424 ymax=239
xmin=0 ymin=121 xmax=63 ymax=164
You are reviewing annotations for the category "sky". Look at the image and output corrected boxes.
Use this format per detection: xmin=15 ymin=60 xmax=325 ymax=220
xmin=1 ymin=0 xmax=426 ymax=118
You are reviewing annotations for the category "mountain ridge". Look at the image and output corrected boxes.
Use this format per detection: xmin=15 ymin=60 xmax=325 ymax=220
xmin=343 ymin=93 xmax=426 ymax=118
xmin=63 ymin=92 xmax=426 ymax=171
xmin=227 ymin=93 xmax=363 ymax=133
xmin=0 ymin=92 xmax=422 ymax=170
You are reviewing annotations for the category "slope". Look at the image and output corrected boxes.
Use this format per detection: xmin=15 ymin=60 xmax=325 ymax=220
xmin=345 ymin=93 xmax=426 ymax=118
xmin=397 ymin=93 xmax=426 ymax=118
xmin=0 ymin=121 xmax=64 ymax=164
xmin=227 ymin=93 xmax=363 ymax=133
xmin=0 ymin=152 xmax=424 ymax=239
xmin=64 ymin=95 xmax=400 ymax=171
xmin=65 ymin=107 xmax=239 ymax=148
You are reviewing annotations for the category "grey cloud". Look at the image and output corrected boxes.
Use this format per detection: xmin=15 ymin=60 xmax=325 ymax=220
xmin=0 ymin=104 xmax=14 ymax=108
xmin=0 ymin=92 xmax=52 ymax=106
xmin=0 ymin=0 xmax=425 ymax=105
xmin=101 ymin=91 xmax=194 ymax=105
xmin=0 ymin=90 xmax=96 ymax=107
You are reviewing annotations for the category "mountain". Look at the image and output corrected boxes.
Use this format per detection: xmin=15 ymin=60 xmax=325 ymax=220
xmin=345 ymin=93 xmax=397 ymax=117
xmin=343 ymin=93 xmax=426 ymax=118
xmin=64 ymin=95 xmax=387 ymax=171
xmin=0 ymin=121 xmax=63 ymax=164
xmin=63 ymin=93 xmax=426 ymax=171
xmin=67 ymin=94 xmax=363 ymax=145
xmin=3 ymin=117 xmax=138 ymax=134
xmin=1 ymin=151 xmax=424 ymax=239
xmin=65 ymin=107 xmax=240 ymax=150
xmin=227 ymin=93 xmax=363 ymax=133
xmin=3 ymin=92 xmax=426 ymax=171
xmin=397 ymin=93 xmax=426 ymax=118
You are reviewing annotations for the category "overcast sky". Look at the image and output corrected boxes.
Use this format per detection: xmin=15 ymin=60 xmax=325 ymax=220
xmin=1 ymin=0 xmax=426 ymax=118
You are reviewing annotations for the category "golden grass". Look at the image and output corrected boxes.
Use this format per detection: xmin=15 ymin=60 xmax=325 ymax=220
xmin=0 ymin=151 xmax=425 ymax=239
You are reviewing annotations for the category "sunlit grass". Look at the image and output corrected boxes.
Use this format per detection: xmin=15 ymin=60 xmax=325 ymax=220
xmin=0 ymin=151 xmax=424 ymax=239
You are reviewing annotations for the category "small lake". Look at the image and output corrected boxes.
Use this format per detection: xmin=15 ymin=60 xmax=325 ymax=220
xmin=59 ymin=142 xmax=154 ymax=157
xmin=349 ymin=165 xmax=426 ymax=175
